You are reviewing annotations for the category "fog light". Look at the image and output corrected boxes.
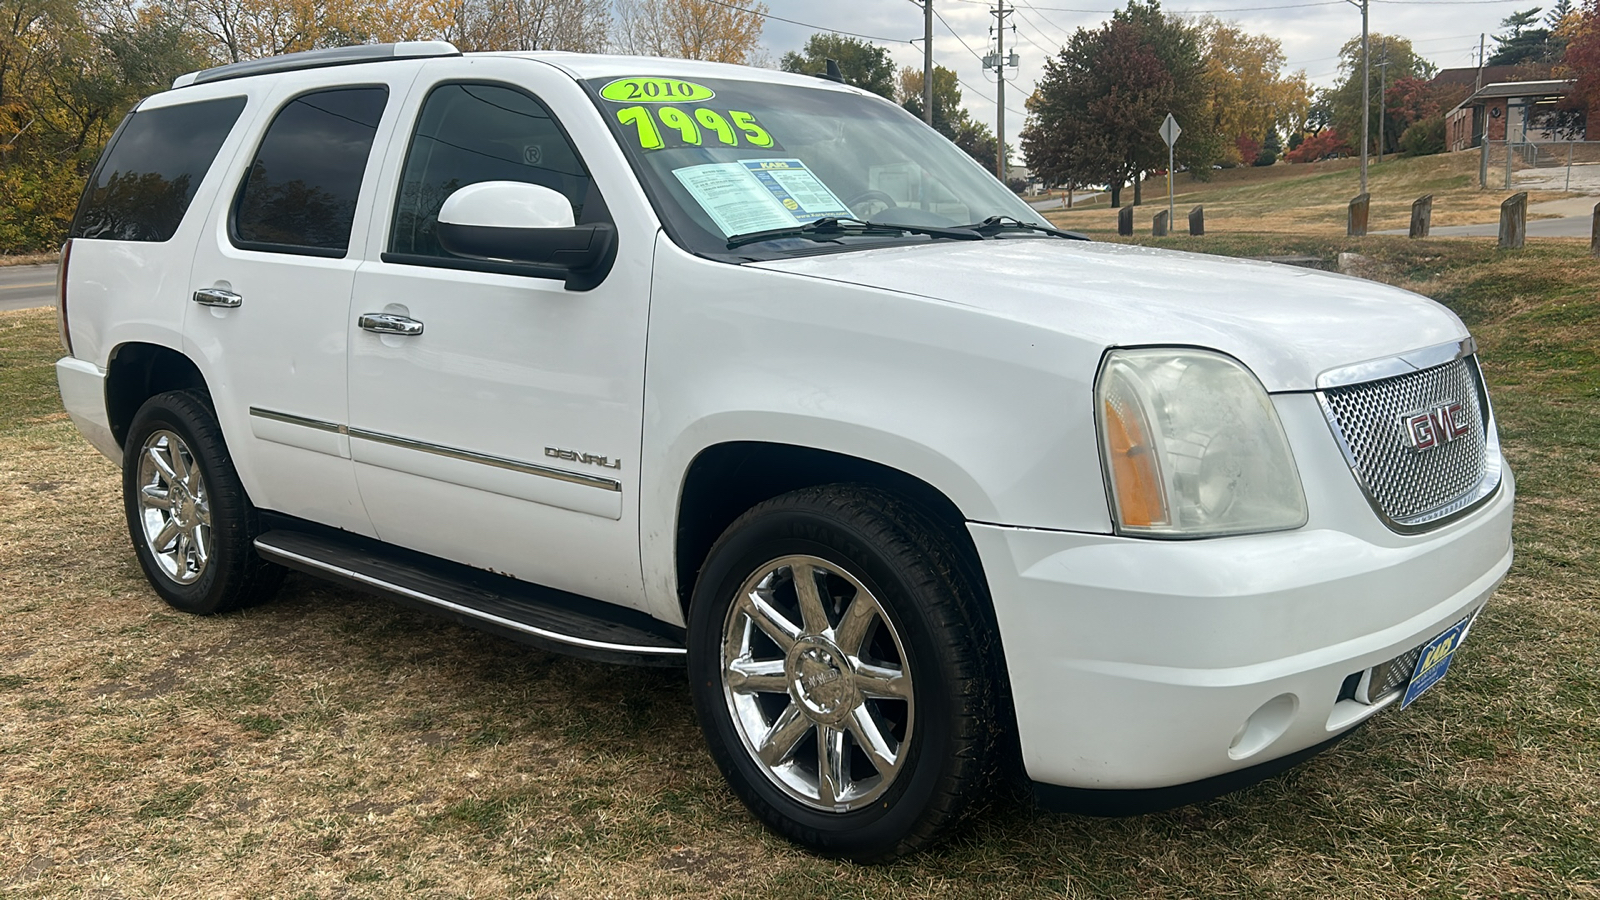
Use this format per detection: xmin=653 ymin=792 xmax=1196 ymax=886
xmin=1228 ymin=693 xmax=1298 ymax=760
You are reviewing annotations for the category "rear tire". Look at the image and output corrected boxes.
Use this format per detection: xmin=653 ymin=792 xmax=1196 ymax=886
xmin=122 ymin=390 xmax=282 ymax=615
xmin=687 ymin=485 xmax=1000 ymax=860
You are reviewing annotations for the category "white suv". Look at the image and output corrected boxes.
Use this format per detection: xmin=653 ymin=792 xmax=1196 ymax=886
xmin=54 ymin=43 xmax=1513 ymax=859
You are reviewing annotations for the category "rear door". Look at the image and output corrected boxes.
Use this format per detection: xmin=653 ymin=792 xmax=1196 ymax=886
xmin=186 ymin=68 xmax=420 ymax=536
xmin=346 ymin=57 xmax=656 ymax=611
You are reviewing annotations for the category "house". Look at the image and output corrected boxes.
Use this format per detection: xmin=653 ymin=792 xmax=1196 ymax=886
xmin=1445 ymin=80 xmax=1585 ymax=151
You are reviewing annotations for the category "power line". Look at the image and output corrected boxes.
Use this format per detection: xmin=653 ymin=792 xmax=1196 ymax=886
xmin=694 ymin=0 xmax=914 ymax=44
xmin=933 ymin=6 xmax=988 ymax=60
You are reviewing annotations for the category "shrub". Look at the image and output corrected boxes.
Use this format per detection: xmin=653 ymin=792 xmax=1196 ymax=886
xmin=1398 ymin=116 xmax=1448 ymax=157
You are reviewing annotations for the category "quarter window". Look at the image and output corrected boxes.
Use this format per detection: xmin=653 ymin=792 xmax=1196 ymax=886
xmin=233 ymin=87 xmax=388 ymax=255
xmin=71 ymin=96 xmax=247 ymax=242
xmin=390 ymin=83 xmax=594 ymax=259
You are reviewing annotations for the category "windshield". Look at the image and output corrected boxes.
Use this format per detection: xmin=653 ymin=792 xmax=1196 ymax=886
xmin=583 ymin=75 xmax=1052 ymax=260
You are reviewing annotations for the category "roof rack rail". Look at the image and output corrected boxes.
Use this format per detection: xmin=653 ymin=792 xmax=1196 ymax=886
xmin=173 ymin=41 xmax=461 ymax=89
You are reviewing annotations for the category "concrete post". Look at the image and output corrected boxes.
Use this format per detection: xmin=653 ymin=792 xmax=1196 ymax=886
xmin=1118 ymin=205 xmax=1134 ymax=236
xmin=1188 ymin=205 xmax=1204 ymax=236
xmin=1499 ymin=191 xmax=1527 ymax=249
xmin=1409 ymin=194 xmax=1432 ymax=239
xmin=1347 ymin=193 xmax=1370 ymax=237
xmin=1152 ymin=210 xmax=1170 ymax=237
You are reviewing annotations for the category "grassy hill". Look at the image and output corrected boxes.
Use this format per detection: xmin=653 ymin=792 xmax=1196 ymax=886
xmin=1040 ymin=151 xmax=1584 ymax=237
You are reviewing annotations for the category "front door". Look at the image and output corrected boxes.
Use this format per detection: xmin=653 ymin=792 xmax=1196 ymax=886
xmin=187 ymin=73 xmax=415 ymax=537
xmin=347 ymin=58 xmax=655 ymax=611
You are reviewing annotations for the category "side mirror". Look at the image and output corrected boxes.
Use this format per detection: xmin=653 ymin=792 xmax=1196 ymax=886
xmin=435 ymin=182 xmax=615 ymax=289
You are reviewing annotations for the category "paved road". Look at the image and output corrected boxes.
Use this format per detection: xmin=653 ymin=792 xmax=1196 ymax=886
xmin=0 ymin=264 xmax=55 ymax=312
xmin=1028 ymin=191 xmax=1104 ymax=211
xmin=1376 ymin=215 xmax=1594 ymax=238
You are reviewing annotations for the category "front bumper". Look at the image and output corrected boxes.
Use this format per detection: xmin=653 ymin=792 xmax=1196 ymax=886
xmin=970 ymin=462 xmax=1513 ymax=796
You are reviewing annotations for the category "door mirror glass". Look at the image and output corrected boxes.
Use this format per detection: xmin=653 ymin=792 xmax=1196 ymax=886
xmin=438 ymin=181 xmax=575 ymax=230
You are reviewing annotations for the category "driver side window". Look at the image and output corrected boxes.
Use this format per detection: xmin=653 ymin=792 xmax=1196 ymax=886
xmin=389 ymin=82 xmax=595 ymax=260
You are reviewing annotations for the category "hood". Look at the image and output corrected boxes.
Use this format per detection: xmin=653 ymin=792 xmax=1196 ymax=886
xmin=748 ymin=239 xmax=1469 ymax=392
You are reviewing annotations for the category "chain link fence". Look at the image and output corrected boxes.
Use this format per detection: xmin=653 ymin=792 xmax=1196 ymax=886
xmin=1480 ymin=140 xmax=1600 ymax=192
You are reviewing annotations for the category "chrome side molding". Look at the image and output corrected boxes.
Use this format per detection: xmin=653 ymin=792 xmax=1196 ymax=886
xmin=246 ymin=407 xmax=621 ymax=492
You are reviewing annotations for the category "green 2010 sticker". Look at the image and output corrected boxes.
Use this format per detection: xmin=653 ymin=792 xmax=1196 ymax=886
xmin=600 ymin=77 xmax=715 ymax=103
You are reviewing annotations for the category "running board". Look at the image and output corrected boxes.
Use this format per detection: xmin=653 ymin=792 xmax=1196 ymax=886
xmin=253 ymin=528 xmax=685 ymax=667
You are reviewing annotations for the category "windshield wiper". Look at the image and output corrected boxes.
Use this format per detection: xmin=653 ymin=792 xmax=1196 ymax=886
xmin=958 ymin=215 xmax=1090 ymax=241
xmin=726 ymin=216 xmax=983 ymax=249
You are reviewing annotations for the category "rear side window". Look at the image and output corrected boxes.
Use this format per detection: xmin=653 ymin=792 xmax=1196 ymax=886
xmin=390 ymin=83 xmax=593 ymax=259
xmin=71 ymin=96 xmax=247 ymax=242
xmin=233 ymin=87 xmax=388 ymax=256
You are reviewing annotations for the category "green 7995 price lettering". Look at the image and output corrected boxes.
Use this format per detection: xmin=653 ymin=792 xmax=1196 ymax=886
xmin=615 ymin=106 xmax=776 ymax=151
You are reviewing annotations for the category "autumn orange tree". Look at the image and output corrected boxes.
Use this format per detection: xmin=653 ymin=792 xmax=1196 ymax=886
xmin=613 ymin=0 xmax=765 ymax=64
xmin=1562 ymin=0 xmax=1600 ymax=121
xmin=1194 ymin=17 xmax=1310 ymax=166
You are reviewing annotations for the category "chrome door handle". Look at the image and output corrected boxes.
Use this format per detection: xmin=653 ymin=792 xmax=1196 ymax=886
xmin=358 ymin=313 xmax=424 ymax=336
xmin=193 ymin=287 xmax=242 ymax=308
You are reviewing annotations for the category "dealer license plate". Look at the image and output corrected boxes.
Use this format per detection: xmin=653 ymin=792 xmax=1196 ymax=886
xmin=1400 ymin=617 xmax=1473 ymax=709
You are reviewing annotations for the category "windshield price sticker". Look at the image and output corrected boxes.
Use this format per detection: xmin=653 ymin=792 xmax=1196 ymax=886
xmin=600 ymin=77 xmax=716 ymax=103
xmin=674 ymin=159 xmax=850 ymax=237
xmin=615 ymin=106 xmax=779 ymax=151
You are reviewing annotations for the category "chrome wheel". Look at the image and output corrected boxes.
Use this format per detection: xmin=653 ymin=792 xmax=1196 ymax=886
xmin=135 ymin=429 xmax=211 ymax=585
xmin=721 ymin=555 xmax=914 ymax=812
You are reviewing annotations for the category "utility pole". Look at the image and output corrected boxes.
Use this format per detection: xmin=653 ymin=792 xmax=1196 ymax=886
xmin=1475 ymin=33 xmax=1485 ymax=93
xmin=985 ymin=0 xmax=1017 ymax=182
xmin=1345 ymin=0 xmax=1369 ymax=194
xmin=923 ymin=0 xmax=934 ymax=126
xmin=1377 ymin=50 xmax=1389 ymax=163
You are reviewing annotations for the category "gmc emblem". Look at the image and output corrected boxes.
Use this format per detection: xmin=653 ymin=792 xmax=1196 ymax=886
xmin=1400 ymin=401 xmax=1471 ymax=451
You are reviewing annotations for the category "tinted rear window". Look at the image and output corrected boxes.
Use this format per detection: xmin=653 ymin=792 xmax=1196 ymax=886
xmin=71 ymin=96 xmax=247 ymax=242
xmin=232 ymin=87 xmax=388 ymax=255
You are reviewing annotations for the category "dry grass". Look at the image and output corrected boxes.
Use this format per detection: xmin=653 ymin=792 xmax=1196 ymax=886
xmin=0 ymin=253 xmax=58 ymax=268
xmin=2 ymin=238 xmax=1599 ymax=899
xmin=1042 ymin=153 xmax=1583 ymax=237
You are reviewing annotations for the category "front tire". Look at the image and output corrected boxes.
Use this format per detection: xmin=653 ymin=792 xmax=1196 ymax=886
xmin=122 ymin=390 xmax=282 ymax=615
xmin=687 ymin=485 xmax=1000 ymax=860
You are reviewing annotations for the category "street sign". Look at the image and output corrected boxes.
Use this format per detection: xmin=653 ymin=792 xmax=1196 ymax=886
xmin=1160 ymin=113 xmax=1181 ymax=148
xmin=1160 ymin=114 xmax=1180 ymax=231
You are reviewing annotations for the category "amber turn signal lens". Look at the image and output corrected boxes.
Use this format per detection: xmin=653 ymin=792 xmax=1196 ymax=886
xmin=1103 ymin=398 xmax=1168 ymax=528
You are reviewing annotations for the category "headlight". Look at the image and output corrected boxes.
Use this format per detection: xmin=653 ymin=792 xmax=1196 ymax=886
xmin=1096 ymin=348 xmax=1307 ymax=537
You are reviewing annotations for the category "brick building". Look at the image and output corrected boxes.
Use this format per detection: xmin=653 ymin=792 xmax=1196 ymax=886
xmin=1445 ymin=80 xmax=1585 ymax=151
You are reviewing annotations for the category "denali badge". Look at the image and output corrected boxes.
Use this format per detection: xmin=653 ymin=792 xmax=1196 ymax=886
xmin=545 ymin=446 xmax=622 ymax=469
xmin=1399 ymin=402 xmax=1471 ymax=451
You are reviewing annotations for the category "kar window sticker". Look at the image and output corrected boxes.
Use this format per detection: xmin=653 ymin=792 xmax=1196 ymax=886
xmin=673 ymin=159 xmax=851 ymax=238
xmin=601 ymin=77 xmax=779 ymax=151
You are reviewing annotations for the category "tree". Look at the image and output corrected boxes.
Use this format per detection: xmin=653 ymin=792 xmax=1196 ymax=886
xmin=895 ymin=64 xmax=1002 ymax=171
xmin=444 ymin=0 xmax=609 ymax=52
xmin=1327 ymin=34 xmax=1434 ymax=157
xmin=780 ymin=34 xmax=894 ymax=99
xmin=1194 ymin=18 xmax=1309 ymax=166
xmin=1022 ymin=0 xmax=1219 ymax=207
xmin=612 ymin=0 xmax=765 ymax=64
xmin=1254 ymin=128 xmax=1279 ymax=166
xmin=1562 ymin=0 xmax=1600 ymax=120
xmin=1488 ymin=7 xmax=1556 ymax=65
xmin=1284 ymin=128 xmax=1352 ymax=163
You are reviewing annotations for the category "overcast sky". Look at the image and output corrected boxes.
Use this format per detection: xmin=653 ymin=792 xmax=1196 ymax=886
xmin=748 ymin=0 xmax=1542 ymax=163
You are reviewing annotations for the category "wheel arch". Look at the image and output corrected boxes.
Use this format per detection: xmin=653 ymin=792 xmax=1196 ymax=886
xmin=105 ymin=342 xmax=210 ymax=451
xmin=674 ymin=441 xmax=992 ymax=623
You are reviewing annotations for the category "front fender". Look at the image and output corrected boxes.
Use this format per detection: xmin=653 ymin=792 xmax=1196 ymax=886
xmin=639 ymin=234 xmax=1113 ymax=623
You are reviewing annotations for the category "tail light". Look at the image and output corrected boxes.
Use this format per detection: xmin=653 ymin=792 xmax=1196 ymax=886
xmin=56 ymin=239 xmax=73 ymax=356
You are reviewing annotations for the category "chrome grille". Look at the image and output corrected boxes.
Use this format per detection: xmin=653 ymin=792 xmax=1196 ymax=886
xmin=1317 ymin=357 xmax=1498 ymax=531
xmin=1369 ymin=646 xmax=1424 ymax=700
